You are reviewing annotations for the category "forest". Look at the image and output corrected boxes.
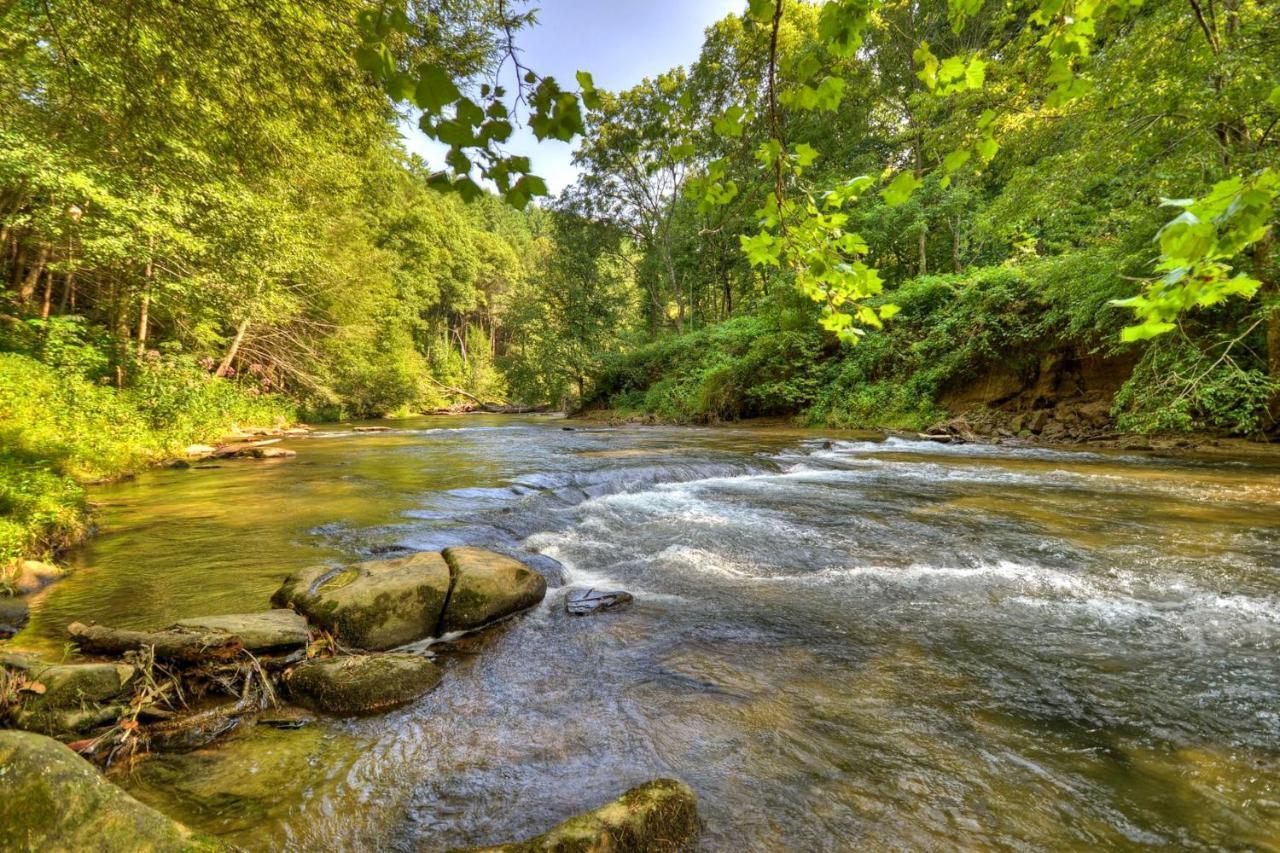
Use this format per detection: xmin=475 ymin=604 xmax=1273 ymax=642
xmin=1 ymin=0 xmax=1277 ymax=571
xmin=2 ymin=3 xmax=1280 ymax=850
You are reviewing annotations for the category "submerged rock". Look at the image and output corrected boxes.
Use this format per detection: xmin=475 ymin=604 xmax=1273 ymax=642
xmin=0 ymin=730 xmax=215 ymax=851
xmin=9 ymin=558 xmax=64 ymax=595
xmin=271 ymin=552 xmax=452 ymax=650
xmin=353 ymin=425 xmax=392 ymax=432
xmin=565 ymin=588 xmax=634 ymax=616
xmin=469 ymin=778 xmax=700 ymax=852
xmin=440 ymin=547 xmax=547 ymax=634
xmin=122 ymin=722 xmax=337 ymax=839
xmin=286 ymin=653 xmax=442 ymax=715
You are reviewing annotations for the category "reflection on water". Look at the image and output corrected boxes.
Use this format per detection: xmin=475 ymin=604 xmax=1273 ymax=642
xmin=14 ymin=416 xmax=1280 ymax=850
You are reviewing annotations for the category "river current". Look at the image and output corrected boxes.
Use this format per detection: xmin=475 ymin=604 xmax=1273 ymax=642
xmin=14 ymin=415 xmax=1280 ymax=850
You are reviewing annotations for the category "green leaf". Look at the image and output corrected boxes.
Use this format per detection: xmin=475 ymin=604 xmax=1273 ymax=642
xmin=878 ymin=303 xmax=901 ymax=320
xmin=880 ymin=171 xmax=921 ymax=207
xmin=1119 ymin=321 xmax=1176 ymax=342
xmin=414 ymin=64 xmax=461 ymax=114
xmin=1270 ymin=85 xmax=1280 ymax=110
xmin=793 ymin=143 xmax=819 ymax=168
xmin=943 ymin=148 xmax=971 ymax=173
xmin=748 ymin=0 xmax=776 ymax=23
xmin=577 ymin=70 xmax=603 ymax=110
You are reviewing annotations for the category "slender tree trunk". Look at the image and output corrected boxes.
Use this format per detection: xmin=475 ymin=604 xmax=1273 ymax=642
xmin=216 ymin=317 xmax=250 ymax=378
xmin=1257 ymin=234 xmax=1279 ymax=427
xmin=137 ymin=240 xmax=154 ymax=356
xmin=951 ymin=216 xmax=963 ymax=273
xmin=19 ymin=244 xmax=48 ymax=305
xmin=59 ymin=264 xmax=76 ymax=314
xmin=9 ymin=240 xmax=26 ymax=291
xmin=40 ymin=267 xmax=54 ymax=319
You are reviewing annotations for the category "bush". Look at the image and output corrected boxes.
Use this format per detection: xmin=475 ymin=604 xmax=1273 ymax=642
xmin=1112 ymin=337 xmax=1277 ymax=435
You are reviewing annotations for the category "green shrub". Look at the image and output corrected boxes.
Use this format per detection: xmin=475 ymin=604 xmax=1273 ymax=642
xmin=1113 ymin=337 xmax=1277 ymax=435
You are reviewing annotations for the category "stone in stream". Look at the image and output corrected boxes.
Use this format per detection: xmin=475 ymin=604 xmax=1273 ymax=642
xmin=271 ymin=552 xmax=453 ymax=650
xmin=0 ymin=730 xmax=219 ymax=851
xmin=439 ymin=546 xmax=548 ymax=634
xmin=353 ymin=425 xmax=392 ymax=432
xmin=272 ymin=548 xmax=547 ymax=649
xmin=565 ymin=588 xmax=634 ymax=616
xmin=1 ymin=654 xmax=136 ymax=736
xmin=285 ymin=653 xmax=443 ymax=715
xmin=7 ymin=558 xmax=64 ymax=595
xmin=464 ymin=778 xmax=700 ymax=852
xmin=122 ymin=722 xmax=336 ymax=839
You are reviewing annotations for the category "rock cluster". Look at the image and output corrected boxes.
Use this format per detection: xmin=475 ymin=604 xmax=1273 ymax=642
xmin=271 ymin=547 xmax=546 ymax=649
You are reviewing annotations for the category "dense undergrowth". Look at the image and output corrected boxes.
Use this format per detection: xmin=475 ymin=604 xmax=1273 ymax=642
xmin=589 ymin=262 xmax=1278 ymax=436
xmin=0 ymin=317 xmax=289 ymax=567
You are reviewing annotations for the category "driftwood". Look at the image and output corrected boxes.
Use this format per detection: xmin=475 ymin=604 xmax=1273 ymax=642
xmin=68 ymin=622 xmax=244 ymax=663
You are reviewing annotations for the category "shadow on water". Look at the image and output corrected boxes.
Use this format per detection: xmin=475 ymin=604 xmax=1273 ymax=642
xmin=15 ymin=416 xmax=1280 ymax=850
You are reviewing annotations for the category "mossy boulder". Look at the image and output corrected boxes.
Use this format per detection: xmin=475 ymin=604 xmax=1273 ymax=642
xmin=271 ymin=552 xmax=452 ymax=650
xmin=170 ymin=610 xmax=309 ymax=652
xmin=2 ymin=655 xmax=136 ymax=737
xmin=286 ymin=653 xmax=442 ymax=715
xmin=468 ymin=778 xmax=700 ymax=852
xmin=0 ymin=730 xmax=218 ymax=851
xmin=440 ymin=547 xmax=547 ymax=634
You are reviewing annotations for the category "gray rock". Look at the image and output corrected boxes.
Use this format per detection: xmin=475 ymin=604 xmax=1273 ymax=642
xmin=566 ymin=588 xmax=634 ymax=616
xmin=286 ymin=653 xmax=442 ymax=715
xmin=171 ymin=610 xmax=309 ymax=652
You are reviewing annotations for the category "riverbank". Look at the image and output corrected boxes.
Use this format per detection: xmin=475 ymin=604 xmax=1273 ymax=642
xmin=0 ymin=351 xmax=292 ymax=592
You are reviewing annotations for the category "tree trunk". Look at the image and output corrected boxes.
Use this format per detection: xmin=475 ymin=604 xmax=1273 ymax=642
xmin=18 ymin=244 xmax=48 ymax=305
xmin=951 ymin=216 xmax=963 ymax=273
xmin=58 ymin=267 xmax=76 ymax=313
xmin=216 ymin=317 xmax=250 ymax=377
xmin=1258 ymin=233 xmax=1279 ymax=427
xmin=40 ymin=267 xmax=54 ymax=319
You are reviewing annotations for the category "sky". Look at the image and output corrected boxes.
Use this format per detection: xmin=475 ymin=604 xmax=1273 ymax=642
xmin=400 ymin=0 xmax=744 ymax=195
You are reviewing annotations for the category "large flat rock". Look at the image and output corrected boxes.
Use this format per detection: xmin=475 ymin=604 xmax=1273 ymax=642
xmin=0 ymin=730 xmax=218 ymax=851
xmin=440 ymin=547 xmax=547 ymax=634
xmin=171 ymin=610 xmax=309 ymax=652
xmin=271 ymin=552 xmax=452 ymax=650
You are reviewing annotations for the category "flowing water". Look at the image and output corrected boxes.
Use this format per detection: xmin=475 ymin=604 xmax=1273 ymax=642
xmin=13 ymin=415 xmax=1280 ymax=850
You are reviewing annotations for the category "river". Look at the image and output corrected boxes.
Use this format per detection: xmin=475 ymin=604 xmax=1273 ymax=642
xmin=14 ymin=415 xmax=1280 ymax=850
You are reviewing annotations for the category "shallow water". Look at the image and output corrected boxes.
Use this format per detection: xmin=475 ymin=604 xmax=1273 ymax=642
xmin=14 ymin=415 xmax=1280 ymax=850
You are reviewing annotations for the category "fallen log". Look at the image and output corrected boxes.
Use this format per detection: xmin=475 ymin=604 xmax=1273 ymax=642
xmin=68 ymin=623 xmax=244 ymax=664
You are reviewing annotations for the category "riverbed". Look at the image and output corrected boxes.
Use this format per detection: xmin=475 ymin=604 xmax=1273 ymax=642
xmin=14 ymin=415 xmax=1280 ymax=850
